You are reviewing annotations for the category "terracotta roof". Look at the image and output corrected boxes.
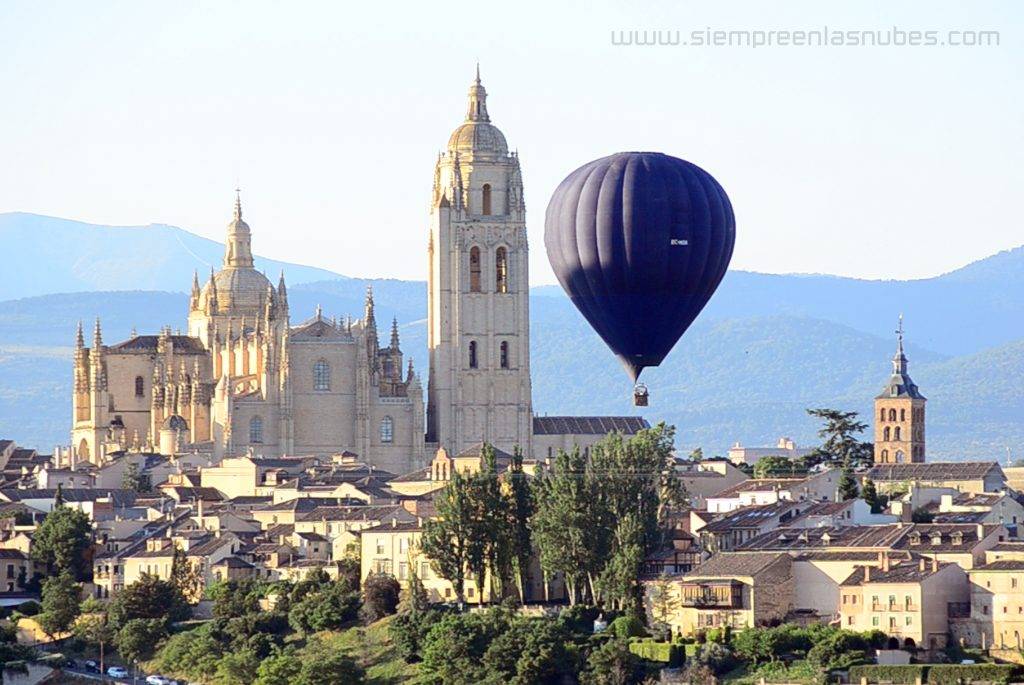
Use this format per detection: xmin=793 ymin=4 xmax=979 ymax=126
xmin=701 ymin=501 xmax=803 ymax=533
xmin=683 ymin=552 xmax=790 ymax=579
xmin=841 ymin=560 xmax=953 ymax=586
xmin=709 ymin=478 xmax=805 ymax=499
xmin=865 ymin=462 xmax=1003 ymax=482
xmin=388 ymin=466 xmax=431 ymax=483
xmin=972 ymin=560 xmax=1024 ymax=572
xmin=532 ymin=416 xmax=649 ymax=436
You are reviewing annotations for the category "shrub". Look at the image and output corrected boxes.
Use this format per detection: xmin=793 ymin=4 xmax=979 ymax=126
xmin=627 ymin=638 xmax=683 ymax=666
xmin=389 ymin=608 xmax=448 ymax=663
xmin=927 ymin=664 xmax=1017 ymax=684
xmin=559 ymin=604 xmax=601 ymax=634
xmin=848 ymin=665 xmax=926 ymax=683
xmin=608 ymin=615 xmax=645 ymax=639
xmin=15 ymin=601 xmax=39 ymax=617
xmin=360 ymin=572 xmax=401 ymax=623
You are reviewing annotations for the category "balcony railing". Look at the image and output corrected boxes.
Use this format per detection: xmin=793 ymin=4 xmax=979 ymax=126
xmin=871 ymin=602 xmax=918 ymax=612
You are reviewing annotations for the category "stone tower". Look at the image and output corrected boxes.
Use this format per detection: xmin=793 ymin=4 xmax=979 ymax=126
xmin=426 ymin=67 xmax=533 ymax=456
xmin=873 ymin=316 xmax=926 ymax=464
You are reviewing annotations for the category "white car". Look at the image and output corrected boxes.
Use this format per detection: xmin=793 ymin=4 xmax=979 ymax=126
xmin=147 ymin=676 xmax=174 ymax=685
xmin=107 ymin=666 xmax=129 ymax=678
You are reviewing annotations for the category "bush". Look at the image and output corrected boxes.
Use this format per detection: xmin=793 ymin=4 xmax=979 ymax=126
xmin=15 ymin=601 xmax=39 ymax=617
xmin=927 ymin=664 xmax=1017 ymax=684
xmin=848 ymin=665 xmax=926 ymax=683
xmin=608 ymin=615 xmax=645 ymax=639
xmin=559 ymin=604 xmax=601 ymax=634
xmin=360 ymin=572 xmax=400 ymax=623
xmin=627 ymin=638 xmax=683 ymax=666
xmin=389 ymin=608 xmax=448 ymax=663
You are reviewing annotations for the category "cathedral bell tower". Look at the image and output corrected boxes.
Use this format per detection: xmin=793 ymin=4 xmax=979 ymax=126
xmin=873 ymin=316 xmax=926 ymax=464
xmin=426 ymin=68 xmax=532 ymax=456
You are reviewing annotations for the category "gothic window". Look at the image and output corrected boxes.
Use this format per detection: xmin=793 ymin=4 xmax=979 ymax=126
xmin=313 ymin=359 xmax=330 ymax=391
xmin=482 ymin=183 xmax=492 ymax=215
xmin=500 ymin=341 xmax=509 ymax=369
xmin=894 ymin=426 xmax=901 ymax=441
xmin=469 ymin=340 xmax=478 ymax=369
xmin=249 ymin=416 xmax=263 ymax=444
xmin=883 ymin=427 xmax=891 ymax=441
xmin=380 ymin=416 xmax=394 ymax=443
xmin=469 ymin=246 xmax=482 ymax=293
xmin=135 ymin=376 xmax=144 ymax=397
xmin=900 ymin=408 xmax=906 ymax=421
xmin=495 ymin=246 xmax=508 ymax=293
xmin=889 ymin=408 xmax=897 ymax=421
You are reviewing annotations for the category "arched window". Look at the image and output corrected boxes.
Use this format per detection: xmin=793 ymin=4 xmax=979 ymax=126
xmin=469 ymin=340 xmax=478 ymax=369
xmin=500 ymin=341 xmax=509 ymax=369
xmin=380 ymin=416 xmax=394 ymax=443
xmin=135 ymin=376 xmax=145 ymax=397
xmin=895 ymin=450 xmax=905 ymax=463
xmin=880 ymin=408 xmax=886 ymax=422
xmin=313 ymin=360 xmax=330 ymax=391
xmin=889 ymin=408 xmax=897 ymax=421
xmin=469 ymin=246 xmax=482 ymax=293
xmin=900 ymin=408 xmax=906 ymax=422
xmin=495 ymin=247 xmax=508 ymax=293
xmin=249 ymin=416 xmax=263 ymax=444
xmin=894 ymin=426 xmax=901 ymax=441
xmin=482 ymin=184 xmax=492 ymax=215
xmin=881 ymin=449 xmax=889 ymax=461
xmin=883 ymin=427 xmax=891 ymax=441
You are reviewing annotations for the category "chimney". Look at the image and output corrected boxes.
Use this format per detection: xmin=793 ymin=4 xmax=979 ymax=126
xmin=932 ymin=556 xmax=939 ymax=573
xmin=919 ymin=558 xmax=926 ymax=571
xmin=977 ymin=523 xmax=985 ymax=540
xmin=864 ymin=566 xmax=871 ymax=581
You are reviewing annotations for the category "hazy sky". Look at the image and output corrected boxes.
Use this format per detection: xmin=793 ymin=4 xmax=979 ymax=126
xmin=0 ymin=1 xmax=1020 ymax=285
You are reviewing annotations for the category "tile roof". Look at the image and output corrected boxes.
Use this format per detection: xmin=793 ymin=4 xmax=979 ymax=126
xmin=388 ymin=466 xmax=431 ymax=483
xmin=701 ymin=501 xmax=803 ymax=533
xmin=972 ymin=560 xmax=1024 ymax=572
xmin=709 ymin=478 xmax=805 ymax=499
xmin=295 ymin=504 xmax=408 ymax=522
xmin=865 ymin=462 xmax=1002 ymax=482
xmin=683 ymin=552 xmax=790 ymax=579
xmin=111 ymin=335 xmax=206 ymax=353
xmin=841 ymin=559 xmax=952 ymax=585
xmin=532 ymin=416 xmax=649 ymax=436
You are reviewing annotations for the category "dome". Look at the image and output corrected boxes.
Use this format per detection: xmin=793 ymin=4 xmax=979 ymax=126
xmin=200 ymin=267 xmax=273 ymax=316
xmin=447 ymin=121 xmax=508 ymax=156
xmin=162 ymin=414 xmax=188 ymax=432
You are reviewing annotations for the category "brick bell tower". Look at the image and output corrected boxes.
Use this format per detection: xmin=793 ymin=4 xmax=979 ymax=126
xmin=873 ymin=316 xmax=926 ymax=464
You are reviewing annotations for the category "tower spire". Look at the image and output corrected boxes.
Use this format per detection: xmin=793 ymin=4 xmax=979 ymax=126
xmin=364 ymin=285 xmax=375 ymax=326
xmin=234 ymin=187 xmax=243 ymax=221
xmin=92 ymin=317 xmax=103 ymax=350
xmin=224 ymin=189 xmax=254 ymax=268
xmin=892 ymin=313 xmax=908 ymax=375
xmin=390 ymin=317 xmax=400 ymax=350
xmin=75 ymin=320 xmax=85 ymax=350
xmin=465 ymin=64 xmax=489 ymax=122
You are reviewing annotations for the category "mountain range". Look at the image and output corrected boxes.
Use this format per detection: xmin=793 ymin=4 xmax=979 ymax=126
xmin=0 ymin=213 xmax=1020 ymax=460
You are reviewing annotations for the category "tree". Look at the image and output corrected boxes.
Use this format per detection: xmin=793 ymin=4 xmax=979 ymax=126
xmin=116 ymin=617 xmax=167 ymax=665
xmin=30 ymin=502 xmax=92 ymax=579
xmin=689 ymin=447 xmax=705 ymax=461
xmin=37 ymin=572 xmax=80 ymax=638
xmin=109 ymin=573 xmax=190 ymax=629
xmin=360 ymin=572 xmax=401 ymax=623
xmin=838 ymin=462 xmax=859 ymax=500
xmin=121 ymin=462 xmax=150 ymax=492
xmin=806 ymin=408 xmax=872 ymax=467
xmin=862 ymin=478 xmax=883 ymax=513
xmin=296 ymin=653 xmax=364 ymax=685
xmin=506 ymin=446 xmax=534 ymax=603
xmin=647 ymin=573 xmax=679 ymax=634
xmin=170 ymin=545 xmax=204 ymax=603
xmin=214 ymin=648 xmax=260 ymax=685
xmin=398 ymin=564 xmax=429 ymax=615
xmin=74 ymin=602 xmax=114 ymax=675
xmin=583 ymin=637 xmax=643 ymax=685
xmin=254 ymin=651 xmax=303 ymax=685
xmin=421 ymin=467 xmax=480 ymax=604
xmin=595 ymin=513 xmax=645 ymax=612
xmin=753 ymin=455 xmax=797 ymax=478
xmin=210 ymin=579 xmax=262 ymax=619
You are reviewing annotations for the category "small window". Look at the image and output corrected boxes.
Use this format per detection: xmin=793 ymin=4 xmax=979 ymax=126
xmin=894 ymin=426 xmax=902 ymax=441
xmin=482 ymin=183 xmax=492 ymax=215
xmin=249 ymin=416 xmax=263 ymax=444
xmin=889 ymin=408 xmax=897 ymax=421
xmin=469 ymin=340 xmax=478 ymax=369
xmin=134 ymin=376 xmax=145 ymax=397
xmin=880 ymin=408 xmax=886 ymax=422
xmin=500 ymin=341 xmax=509 ymax=369
xmin=900 ymin=408 xmax=906 ymax=421
xmin=495 ymin=247 xmax=508 ymax=293
xmin=884 ymin=427 xmax=891 ymax=441
xmin=469 ymin=246 xmax=482 ymax=293
xmin=380 ymin=416 xmax=394 ymax=443
xmin=313 ymin=360 xmax=330 ymax=391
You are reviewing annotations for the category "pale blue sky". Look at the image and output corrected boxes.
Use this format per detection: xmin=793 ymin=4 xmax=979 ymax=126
xmin=0 ymin=1 xmax=1020 ymax=284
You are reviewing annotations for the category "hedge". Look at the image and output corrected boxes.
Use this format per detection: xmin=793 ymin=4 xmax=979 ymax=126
xmin=628 ymin=638 xmax=683 ymax=666
xmin=927 ymin=664 xmax=1017 ymax=684
xmin=848 ymin=664 xmax=1018 ymax=684
xmin=848 ymin=665 xmax=926 ymax=683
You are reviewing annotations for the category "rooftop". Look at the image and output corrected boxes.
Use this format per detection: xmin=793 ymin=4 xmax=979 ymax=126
xmin=683 ymin=552 xmax=790 ymax=579
xmin=532 ymin=416 xmax=650 ymax=436
xmin=865 ymin=462 xmax=1002 ymax=482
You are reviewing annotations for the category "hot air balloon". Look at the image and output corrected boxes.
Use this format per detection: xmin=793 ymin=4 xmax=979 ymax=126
xmin=544 ymin=151 xmax=735 ymax=406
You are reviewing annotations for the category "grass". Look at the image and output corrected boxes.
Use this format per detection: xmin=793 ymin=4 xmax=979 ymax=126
xmin=313 ymin=616 xmax=419 ymax=685
xmin=722 ymin=659 xmax=824 ymax=685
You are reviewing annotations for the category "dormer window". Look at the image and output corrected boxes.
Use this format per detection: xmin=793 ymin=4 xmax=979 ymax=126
xmin=930 ymin=532 xmax=943 ymax=545
xmin=909 ymin=532 xmax=921 ymax=545
xmin=951 ymin=532 xmax=963 ymax=545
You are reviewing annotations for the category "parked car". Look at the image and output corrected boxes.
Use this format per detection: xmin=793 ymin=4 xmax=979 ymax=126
xmin=147 ymin=676 xmax=174 ymax=685
xmin=84 ymin=660 xmax=100 ymax=673
xmin=107 ymin=666 xmax=129 ymax=678
xmin=63 ymin=658 xmax=77 ymax=669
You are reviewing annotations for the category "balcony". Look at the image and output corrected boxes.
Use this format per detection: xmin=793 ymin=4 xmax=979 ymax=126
xmin=871 ymin=601 xmax=918 ymax=612
xmin=680 ymin=582 xmax=743 ymax=609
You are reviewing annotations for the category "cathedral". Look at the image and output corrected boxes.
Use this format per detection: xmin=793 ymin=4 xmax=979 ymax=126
xmin=70 ymin=70 xmax=645 ymax=474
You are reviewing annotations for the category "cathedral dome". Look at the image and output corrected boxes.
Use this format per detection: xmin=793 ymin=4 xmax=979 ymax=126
xmin=447 ymin=66 xmax=508 ymax=157
xmin=202 ymin=267 xmax=273 ymax=314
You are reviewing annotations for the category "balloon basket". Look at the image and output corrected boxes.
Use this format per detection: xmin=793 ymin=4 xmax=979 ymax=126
xmin=633 ymin=383 xmax=649 ymax=407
